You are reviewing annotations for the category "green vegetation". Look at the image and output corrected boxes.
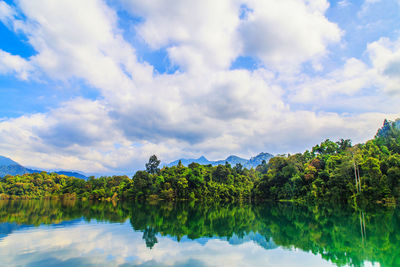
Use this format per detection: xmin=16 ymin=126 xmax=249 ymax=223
xmin=253 ymin=118 xmax=400 ymax=206
xmin=0 ymin=119 xmax=400 ymax=205
xmin=0 ymin=160 xmax=256 ymax=201
xmin=1 ymin=200 xmax=399 ymax=266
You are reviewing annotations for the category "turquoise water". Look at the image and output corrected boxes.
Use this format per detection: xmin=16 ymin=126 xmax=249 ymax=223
xmin=0 ymin=200 xmax=398 ymax=266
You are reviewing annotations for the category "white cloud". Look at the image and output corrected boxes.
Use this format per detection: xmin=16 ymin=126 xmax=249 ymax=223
xmin=284 ymin=34 xmax=400 ymax=114
xmin=0 ymin=50 xmax=31 ymax=79
xmin=238 ymin=0 xmax=342 ymax=72
xmin=289 ymin=58 xmax=374 ymax=103
xmin=287 ymin=35 xmax=400 ymax=113
xmin=4 ymin=0 xmax=153 ymax=98
xmin=367 ymin=37 xmax=400 ymax=93
xmin=338 ymin=0 xmax=351 ymax=7
xmin=121 ymin=0 xmax=241 ymax=72
xmin=0 ymin=1 xmax=15 ymax=26
xmin=358 ymin=0 xmax=383 ymax=18
xmin=122 ymin=0 xmax=341 ymax=73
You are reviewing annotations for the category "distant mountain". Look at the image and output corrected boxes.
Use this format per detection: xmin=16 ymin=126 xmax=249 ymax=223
xmin=0 ymin=164 xmax=32 ymax=178
xmin=376 ymin=118 xmax=400 ymax=138
xmin=395 ymin=120 xmax=400 ymax=128
xmin=0 ymin=155 xmax=87 ymax=179
xmin=0 ymin=156 xmax=33 ymax=177
xmin=247 ymin=152 xmax=274 ymax=168
xmin=0 ymin=156 xmax=19 ymax=166
xmin=213 ymin=155 xmax=248 ymax=166
xmin=166 ymin=152 xmax=274 ymax=169
xmin=167 ymin=156 xmax=212 ymax=167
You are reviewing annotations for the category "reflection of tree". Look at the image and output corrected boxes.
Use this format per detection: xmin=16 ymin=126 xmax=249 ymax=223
xmin=253 ymin=204 xmax=400 ymax=267
xmin=142 ymin=226 xmax=158 ymax=249
xmin=128 ymin=201 xmax=258 ymax=244
xmin=0 ymin=200 xmax=129 ymax=226
xmin=0 ymin=200 xmax=399 ymax=266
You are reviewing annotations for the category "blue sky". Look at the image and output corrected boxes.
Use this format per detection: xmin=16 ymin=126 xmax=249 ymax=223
xmin=0 ymin=0 xmax=400 ymax=174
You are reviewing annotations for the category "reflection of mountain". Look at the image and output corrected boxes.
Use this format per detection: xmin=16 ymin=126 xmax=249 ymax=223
xmin=0 ymin=223 xmax=24 ymax=240
xmin=227 ymin=232 xmax=277 ymax=250
xmin=0 ymin=219 xmax=84 ymax=241
xmin=177 ymin=232 xmax=277 ymax=250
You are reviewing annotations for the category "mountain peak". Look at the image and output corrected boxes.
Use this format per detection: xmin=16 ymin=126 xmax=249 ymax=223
xmin=226 ymin=155 xmax=241 ymax=160
xmin=248 ymin=153 xmax=274 ymax=166
xmin=252 ymin=152 xmax=274 ymax=159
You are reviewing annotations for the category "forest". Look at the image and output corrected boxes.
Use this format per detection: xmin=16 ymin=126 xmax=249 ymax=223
xmin=0 ymin=119 xmax=399 ymax=206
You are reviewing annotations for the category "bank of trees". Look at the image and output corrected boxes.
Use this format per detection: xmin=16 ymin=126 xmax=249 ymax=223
xmin=0 ymin=158 xmax=257 ymax=201
xmin=253 ymin=119 xmax=400 ymax=205
xmin=0 ymin=119 xmax=400 ymax=205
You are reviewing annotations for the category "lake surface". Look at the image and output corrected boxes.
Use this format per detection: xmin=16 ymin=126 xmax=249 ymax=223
xmin=0 ymin=200 xmax=398 ymax=267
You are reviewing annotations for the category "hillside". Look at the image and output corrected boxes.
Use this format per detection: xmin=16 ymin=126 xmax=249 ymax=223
xmin=0 ymin=156 xmax=87 ymax=179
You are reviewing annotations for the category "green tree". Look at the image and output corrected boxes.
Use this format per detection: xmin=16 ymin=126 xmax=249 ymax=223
xmin=146 ymin=155 xmax=161 ymax=174
xmin=255 ymin=160 xmax=268 ymax=174
xmin=132 ymin=171 xmax=152 ymax=198
xmin=336 ymin=139 xmax=352 ymax=152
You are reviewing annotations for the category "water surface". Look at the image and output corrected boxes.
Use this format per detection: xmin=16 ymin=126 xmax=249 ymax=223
xmin=0 ymin=200 xmax=398 ymax=266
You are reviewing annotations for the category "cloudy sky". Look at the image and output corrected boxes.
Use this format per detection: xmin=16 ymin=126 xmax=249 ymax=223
xmin=0 ymin=0 xmax=400 ymax=175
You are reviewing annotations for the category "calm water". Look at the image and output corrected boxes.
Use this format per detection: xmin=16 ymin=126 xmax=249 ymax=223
xmin=0 ymin=200 xmax=398 ymax=267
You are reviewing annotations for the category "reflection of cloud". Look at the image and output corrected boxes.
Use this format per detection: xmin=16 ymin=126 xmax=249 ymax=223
xmin=0 ymin=221 xmax=340 ymax=266
xmin=120 ymin=258 xmax=207 ymax=267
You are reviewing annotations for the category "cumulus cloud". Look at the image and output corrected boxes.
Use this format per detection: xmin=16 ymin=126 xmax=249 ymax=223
xmin=122 ymin=0 xmax=342 ymax=73
xmin=238 ymin=0 xmax=342 ymax=71
xmin=289 ymin=58 xmax=374 ymax=104
xmin=367 ymin=37 xmax=400 ymax=93
xmin=3 ymin=0 xmax=153 ymax=95
xmin=287 ymin=35 xmax=400 ymax=111
xmin=120 ymin=0 xmax=242 ymax=72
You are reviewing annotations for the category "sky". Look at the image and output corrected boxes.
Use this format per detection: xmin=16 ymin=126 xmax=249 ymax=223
xmin=0 ymin=0 xmax=400 ymax=175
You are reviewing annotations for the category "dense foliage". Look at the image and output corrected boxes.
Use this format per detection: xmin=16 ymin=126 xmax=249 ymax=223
xmin=253 ymin=119 xmax=400 ymax=205
xmin=0 ymin=119 xmax=400 ymax=205
xmin=0 ymin=160 xmax=257 ymax=201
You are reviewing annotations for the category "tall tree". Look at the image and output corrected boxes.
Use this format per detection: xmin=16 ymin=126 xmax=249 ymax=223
xmin=146 ymin=155 xmax=161 ymax=174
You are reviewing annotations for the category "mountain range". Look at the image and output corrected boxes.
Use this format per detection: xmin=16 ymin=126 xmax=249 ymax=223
xmin=165 ymin=152 xmax=274 ymax=169
xmin=0 ymin=152 xmax=275 ymax=178
xmin=0 ymin=156 xmax=87 ymax=179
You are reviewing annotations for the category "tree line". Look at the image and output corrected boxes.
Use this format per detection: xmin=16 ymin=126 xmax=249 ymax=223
xmin=0 ymin=119 xmax=399 ymax=205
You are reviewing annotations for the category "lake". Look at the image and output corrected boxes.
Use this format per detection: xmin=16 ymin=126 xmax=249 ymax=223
xmin=0 ymin=200 xmax=398 ymax=267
